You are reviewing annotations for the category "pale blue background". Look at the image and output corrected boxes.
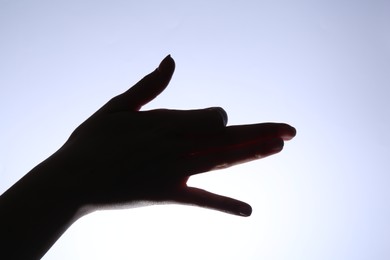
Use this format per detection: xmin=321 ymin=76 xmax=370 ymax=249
xmin=1 ymin=0 xmax=389 ymax=259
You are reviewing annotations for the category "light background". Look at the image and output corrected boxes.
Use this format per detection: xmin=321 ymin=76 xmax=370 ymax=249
xmin=1 ymin=0 xmax=389 ymax=259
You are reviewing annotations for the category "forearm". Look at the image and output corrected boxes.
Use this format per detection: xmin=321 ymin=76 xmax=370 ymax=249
xmin=0 ymin=154 xmax=83 ymax=259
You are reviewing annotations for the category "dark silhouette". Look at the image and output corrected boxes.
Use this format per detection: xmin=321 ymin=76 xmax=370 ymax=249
xmin=0 ymin=55 xmax=296 ymax=259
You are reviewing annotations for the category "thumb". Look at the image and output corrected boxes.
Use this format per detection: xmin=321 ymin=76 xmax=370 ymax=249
xmin=176 ymin=186 xmax=252 ymax=217
xmin=102 ymin=55 xmax=175 ymax=112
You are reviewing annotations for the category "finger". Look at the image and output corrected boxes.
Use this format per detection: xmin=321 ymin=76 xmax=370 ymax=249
xmin=221 ymin=123 xmax=296 ymax=142
xmin=175 ymin=186 xmax=252 ymax=217
xmin=101 ymin=55 xmax=175 ymax=113
xmin=179 ymin=138 xmax=284 ymax=176
xmin=183 ymin=123 xmax=295 ymax=157
xmin=139 ymin=106 xmax=228 ymax=131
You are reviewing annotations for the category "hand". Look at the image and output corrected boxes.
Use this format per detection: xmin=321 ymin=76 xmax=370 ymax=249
xmin=57 ymin=55 xmax=296 ymax=217
xmin=0 ymin=55 xmax=296 ymax=259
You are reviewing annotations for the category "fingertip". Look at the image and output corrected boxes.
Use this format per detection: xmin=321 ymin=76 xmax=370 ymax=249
xmin=238 ymin=203 xmax=252 ymax=217
xmin=288 ymin=125 xmax=297 ymax=138
xmin=280 ymin=124 xmax=297 ymax=141
xmin=266 ymin=138 xmax=284 ymax=153
xmin=209 ymin=107 xmax=228 ymax=127
xmin=216 ymin=107 xmax=228 ymax=126
xmin=158 ymin=54 xmax=175 ymax=75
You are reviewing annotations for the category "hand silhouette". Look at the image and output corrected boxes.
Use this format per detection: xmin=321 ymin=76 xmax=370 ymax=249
xmin=57 ymin=55 xmax=296 ymax=217
xmin=0 ymin=55 xmax=296 ymax=259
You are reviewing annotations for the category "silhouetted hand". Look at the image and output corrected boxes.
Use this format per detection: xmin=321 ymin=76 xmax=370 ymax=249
xmin=56 ymin=55 xmax=296 ymax=217
xmin=0 ymin=55 xmax=296 ymax=259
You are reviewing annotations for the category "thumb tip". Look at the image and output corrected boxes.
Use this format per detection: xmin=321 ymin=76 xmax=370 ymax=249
xmin=158 ymin=54 xmax=175 ymax=75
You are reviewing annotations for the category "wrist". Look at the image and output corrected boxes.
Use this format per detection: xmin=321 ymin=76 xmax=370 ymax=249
xmin=0 ymin=150 xmax=86 ymax=259
xmin=45 ymin=146 xmax=99 ymax=216
xmin=19 ymin=149 xmax=89 ymax=218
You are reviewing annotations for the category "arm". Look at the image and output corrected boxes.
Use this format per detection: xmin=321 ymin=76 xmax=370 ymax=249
xmin=0 ymin=55 xmax=296 ymax=259
xmin=0 ymin=154 xmax=82 ymax=259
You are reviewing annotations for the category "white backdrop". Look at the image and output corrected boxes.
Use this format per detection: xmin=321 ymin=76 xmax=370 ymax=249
xmin=1 ymin=0 xmax=389 ymax=259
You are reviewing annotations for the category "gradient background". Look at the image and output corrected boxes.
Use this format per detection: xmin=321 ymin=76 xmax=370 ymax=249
xmin=1 ymin=0 xmax=389 ymax=259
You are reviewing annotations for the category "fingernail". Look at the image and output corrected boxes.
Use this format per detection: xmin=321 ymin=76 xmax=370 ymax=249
xmin=279 ymin=124 xmax=297 ymax=140
xmin=239 ymin=204 xmax=252 ymax=217
xmin=267 ymin=138 xmax=284 ymax=152
xmin=212 ymin=107 xmax=228 ymax=126
xmin=157 ymin=54 xmax=175 ymax=73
